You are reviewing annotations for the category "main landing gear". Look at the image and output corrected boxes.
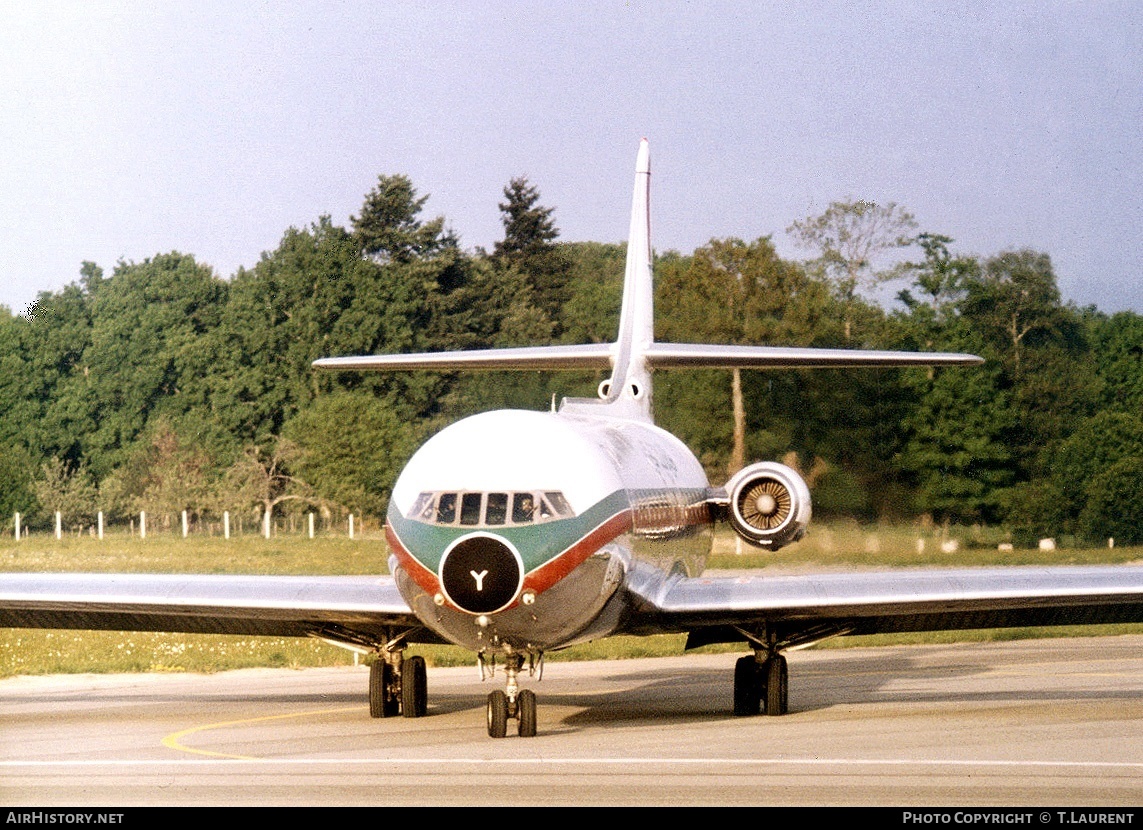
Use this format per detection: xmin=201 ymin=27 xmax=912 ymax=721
xmin=368 ymin=649 xmax=427 ymax=719
xmin=484 ymin=652 xmax=538 ymax=738
xmin=733 ymin=651 xmax=789 ymax=716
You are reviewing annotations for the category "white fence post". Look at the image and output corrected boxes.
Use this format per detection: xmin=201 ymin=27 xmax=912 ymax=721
xmin=349 ymin=513 xmax=354 ymax=540
xmin=224 ymin=510 xmax=230 ymax=540
xmin=262 ymin=507 xmax=271 ymax=539
xmin=308 ymin=512 xmax=314 ymax=539
xmin=97 ymin=511 xmax=103 ymax=540
xmin=14 ymin=512 xmax=20 ymax=541
xmin=182 ymin=510 xmax=189 ymax=538
xmin=55 ymin=511 xmax=62 ymax=540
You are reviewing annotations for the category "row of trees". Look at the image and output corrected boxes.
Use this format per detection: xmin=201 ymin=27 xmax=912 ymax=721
xmin=1 ymin=176 xmax=1140 ymax=544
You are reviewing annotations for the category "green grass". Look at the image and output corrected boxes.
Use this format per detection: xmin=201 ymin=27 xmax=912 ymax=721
xmin=1 ymin=524 xmax=1140 ymax=678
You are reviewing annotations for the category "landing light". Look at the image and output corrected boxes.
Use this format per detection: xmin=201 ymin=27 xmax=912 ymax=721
xmin=433 ymin=593 xmax=446 ymax=606
xmin=476 ymin=615 xmax=490 ymax=628
xmin=521 ymin=590 xmax=536 ymax=606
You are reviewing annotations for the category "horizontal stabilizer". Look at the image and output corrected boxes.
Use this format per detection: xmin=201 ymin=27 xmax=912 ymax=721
xmin=314 ymin=344 xmax=613 ymax=372
xmin=314 ymin=342 xmax=981 ymax=372
xmin=643 ymin=343 xmax=984 ymax=369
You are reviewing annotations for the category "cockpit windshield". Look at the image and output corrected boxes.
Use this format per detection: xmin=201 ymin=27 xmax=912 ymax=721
xmin=408 ymin=491 xmax=574 ymax=526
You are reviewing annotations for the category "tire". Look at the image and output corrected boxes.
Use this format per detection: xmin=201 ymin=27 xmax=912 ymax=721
xmin=369 ymin=660 xmax=384 ymax=718
xmin=487 ymin=690 xmax=508 ymax=738
xmin=517 ymin=689 xmax=537 ymax=737
xmin=765 ymin=654 xmax=788 ymax=716
xmin=369 ymin=660 xmax=397 ymax=718
xmin=733 ymin=656 xmax=760 ymax=716
xmin=402 ymin=655 xmax=428 ymax=718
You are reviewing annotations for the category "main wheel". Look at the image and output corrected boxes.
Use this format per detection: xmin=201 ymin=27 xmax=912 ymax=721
xmin=369 ymin=660 xmax=398 ymax=718
xmin=517 ymin=689 xmax=537 ymax=737
xmin=765 ymin=654 xmax=788 ymax=716
xmin=487 ymin=690 xmax=508 ymax=738
xmin=401 ymin=655 xmax=428 ymax=718
xmin=733 ymin=656 xmax=760 ymax=716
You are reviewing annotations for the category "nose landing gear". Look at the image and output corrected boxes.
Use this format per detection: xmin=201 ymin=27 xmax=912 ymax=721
xmin=483 ymin=652 xmax=539 ymax=738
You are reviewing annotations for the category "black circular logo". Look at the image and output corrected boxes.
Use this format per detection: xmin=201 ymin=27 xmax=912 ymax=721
xmin=439 ymin=534 xmax=522 ymax=614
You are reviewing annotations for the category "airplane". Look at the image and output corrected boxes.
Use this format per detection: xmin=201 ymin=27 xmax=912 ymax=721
xmin=3 ymin=140 xmax=1143 ymax=738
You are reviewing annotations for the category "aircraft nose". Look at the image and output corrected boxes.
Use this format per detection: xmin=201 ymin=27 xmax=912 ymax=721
xmin=439 ymin=534 xmax=523 ymax=614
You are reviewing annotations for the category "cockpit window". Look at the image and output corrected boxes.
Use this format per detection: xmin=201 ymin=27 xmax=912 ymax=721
xmin=460 ymin=492 xmax=483 ymax=525
xmin=410 ymin=490 xmax=574 ymax=526
xmin=512 ymin=492 xmax=536 ymax=523
xmin=543 ymin=491 xmax=573 ymax=518
xmin=437 ymin=492 xmax=457 ymax=524
xmin=486 ymin=492 xmax=508 ymax=525
xmin=411 ymin=492 xmax=435 ymax=522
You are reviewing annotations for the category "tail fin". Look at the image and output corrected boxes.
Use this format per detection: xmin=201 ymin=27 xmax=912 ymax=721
xmin=562 ymin=138 xmax=655 ymax=421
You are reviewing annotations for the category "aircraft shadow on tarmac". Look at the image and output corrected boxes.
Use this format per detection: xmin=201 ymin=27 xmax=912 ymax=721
xmin=12 ymin=644 xmax=1138 ymax=733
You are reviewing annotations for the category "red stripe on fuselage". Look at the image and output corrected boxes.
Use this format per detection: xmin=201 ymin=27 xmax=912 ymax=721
xmin=386 ymin=500 xmax=711 ymax=612
xmin=385 ymin=511 xmax=634 ymax=611
xmin=522 ymin=509 xmax=633 ymax=595
xmin=385 ymin=522 xmax=440 ymax=598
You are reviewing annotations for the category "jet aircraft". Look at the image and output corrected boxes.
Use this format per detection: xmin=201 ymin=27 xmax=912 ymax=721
xmin=3 ymin=140 xmax=1142 ymax=738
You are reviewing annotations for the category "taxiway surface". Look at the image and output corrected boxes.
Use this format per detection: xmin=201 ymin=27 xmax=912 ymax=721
xmin=2 ymin=636 xmax=1141 ymax=806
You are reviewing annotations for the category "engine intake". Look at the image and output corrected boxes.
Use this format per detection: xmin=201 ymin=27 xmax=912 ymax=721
xmin=724 ymin=462 xmax=811 ymax=550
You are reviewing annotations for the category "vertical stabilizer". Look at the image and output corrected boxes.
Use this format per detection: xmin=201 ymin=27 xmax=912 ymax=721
xmin=565 ymin=139 xmax=655 ymax=421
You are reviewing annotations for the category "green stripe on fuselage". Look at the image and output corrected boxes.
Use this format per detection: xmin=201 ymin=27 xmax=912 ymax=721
xmin=387 ymin=490 xmax=631 ymax=573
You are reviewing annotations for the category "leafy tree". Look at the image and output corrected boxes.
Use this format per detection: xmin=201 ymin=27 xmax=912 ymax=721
xmin=32 ymin=456 xmax=98 ymax=531
xmin=1045 ymin=411 xmax=1143 ymax=530
xmin=657 ymin=236 xmax=828 ymax=476
xmin=284 ymin=391 xmax=424 ymax=517
xmin=21 ymin=281 xmax=97 ymax=466
xmin=352 ymin=175 xmax=455 ymax=263
xmin=0 ymin=442 xmax=34 ymax=524
xmin=1079 ymin=456 xmax=1143 ymax=545
xmin=787 ymin=199 xmax=917 ymax=339
xmin=957 ymin=250 xmax=1101 ymax=486
xmin=896 ymin=355 xmax=1017 ymax=522
xmin=494 ymin=177 xmax=558 ymax=258
xmin=492 ymin=176 xmax=570 ymax=323
xmin=558 ymin=242 xmax=626 ymax=345
xmin=221 ymin=440 xmax=314 ymax=537
xmin=75 ymin=253 xmax=226 ymax=478
xmin=896 ymin=234 xmax=978 ymax=352
xmin=100 ymin=418 xmax=218 ymax=523
xmin=203 ymin=219 xmax=439 ymax=442
xmin=1090 ymin=311 xmax=1143 ymax=416
xmin=962 ymin=249 xmax=1070 ymax=379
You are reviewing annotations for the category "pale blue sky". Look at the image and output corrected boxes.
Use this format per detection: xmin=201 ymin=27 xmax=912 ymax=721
xmin=2 ymin=1 xmax=1140 ymax=314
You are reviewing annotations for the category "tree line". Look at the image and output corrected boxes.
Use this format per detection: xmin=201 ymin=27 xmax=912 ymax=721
xmin=0 ymin=176 xmax=1140 ymax=544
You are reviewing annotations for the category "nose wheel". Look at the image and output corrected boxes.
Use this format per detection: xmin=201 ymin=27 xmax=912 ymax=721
xmin=486 ymin=687 xmax=537 ymax=738
xmin=486 ymin=654 xmax=538 ymax=737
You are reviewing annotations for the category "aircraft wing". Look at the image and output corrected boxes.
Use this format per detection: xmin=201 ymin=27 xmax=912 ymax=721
xmin=627 ymin=565 xmax=1143 ymax=647
xmin=0 ymin=573 xmax=432 ymax=644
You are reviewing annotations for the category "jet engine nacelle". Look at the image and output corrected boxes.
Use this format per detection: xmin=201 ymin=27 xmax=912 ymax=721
xmin=724 ymin=462 xmax=812 ymax=551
